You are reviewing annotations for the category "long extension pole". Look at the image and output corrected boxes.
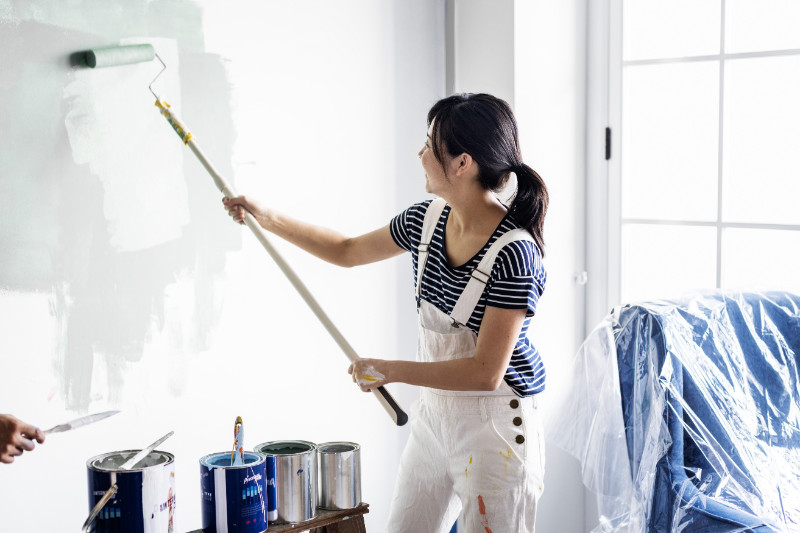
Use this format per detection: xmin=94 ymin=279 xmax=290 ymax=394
xmin=155 ymin=100 xmax=408 ymax=426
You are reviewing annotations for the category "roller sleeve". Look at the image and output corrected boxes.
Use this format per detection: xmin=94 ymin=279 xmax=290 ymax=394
xmin=85 ymin=44 xmax=156 ymax=68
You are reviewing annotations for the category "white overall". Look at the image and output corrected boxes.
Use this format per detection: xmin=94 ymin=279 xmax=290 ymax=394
xmin=387 ymin=199 xmax=546 ymax=533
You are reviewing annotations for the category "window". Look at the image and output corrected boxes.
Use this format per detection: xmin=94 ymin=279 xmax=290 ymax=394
xmin=592 ymin=0 xmax=800 ymax=312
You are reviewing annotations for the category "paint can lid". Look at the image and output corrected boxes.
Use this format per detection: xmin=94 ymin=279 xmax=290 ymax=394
xmin=199 ymin=451 xmax=266 ymax=470
xmin=87 ymin=450 xmax=174 ymax=472
xmin=317 ymin=442 xmax=360 ymax=454
xmin=253 ymin=440 xmax=317 ymax=456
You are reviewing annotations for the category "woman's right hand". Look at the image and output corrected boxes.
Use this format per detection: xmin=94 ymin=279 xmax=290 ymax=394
xmin=221 ymin=195 xmax=403 ymax=268
xmin=222 ymin=196 xmax=270 ymax=226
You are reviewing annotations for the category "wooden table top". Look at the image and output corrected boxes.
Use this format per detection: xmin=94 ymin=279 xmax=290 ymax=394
xmin=185 ymin=503 xmax=369 ymax=533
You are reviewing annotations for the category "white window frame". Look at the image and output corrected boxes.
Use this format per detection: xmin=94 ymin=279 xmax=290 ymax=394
xmin=585 ymin=0 xmax=620 ymax=329
xmin=586 ymin=0 xmax=800 ymax=328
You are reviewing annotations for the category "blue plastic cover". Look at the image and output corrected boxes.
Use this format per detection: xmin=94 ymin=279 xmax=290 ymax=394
xmin=548 ymin=292 xmax=800 ymax=532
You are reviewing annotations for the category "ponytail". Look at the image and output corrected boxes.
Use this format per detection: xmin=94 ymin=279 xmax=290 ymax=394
xmin=509 ymin=163 xmax=548 ymax=257
xmin=427 ymin=93 xmax=549 ymax=256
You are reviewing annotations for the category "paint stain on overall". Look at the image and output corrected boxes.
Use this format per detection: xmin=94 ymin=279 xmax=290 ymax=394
xmin=477 ymin=495 xmax=493 ymax=533
xmin=499 ymin=447 xmax=513 ymax=468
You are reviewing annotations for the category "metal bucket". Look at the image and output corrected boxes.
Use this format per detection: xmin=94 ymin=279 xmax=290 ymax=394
xmin=86 ymin=450 xmax=176 ymax=533
xmin=253 ymin=440 xmax=317 ymax=524
xmin=317 ymin=442 xmax=361 ymax=510
xmin=199 ymin=451 xmax=267 ymax=533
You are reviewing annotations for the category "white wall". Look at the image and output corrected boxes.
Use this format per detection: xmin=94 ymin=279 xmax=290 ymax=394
xmin=514 ymin=1 xmax=590 ymax=530
xmin=449 ymin=0 xmax=516 ymax=107
xmin=0 ymin=1 xmax=444 ymax=530
xmin=448 ymin=0 xmax=589 ymax=531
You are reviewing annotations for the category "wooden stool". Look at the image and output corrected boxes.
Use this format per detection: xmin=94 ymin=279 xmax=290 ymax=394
xmin=185 ymin=503 xmax=369 ymax=533
xmin=267 ymin=503 xmax=369 ymax=533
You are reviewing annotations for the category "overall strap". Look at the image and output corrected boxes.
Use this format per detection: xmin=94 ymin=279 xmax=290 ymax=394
xmin=449 ymin=228 xmax=535 ymax=327
xmin=416 ymin=198 xmax=447 ymax=306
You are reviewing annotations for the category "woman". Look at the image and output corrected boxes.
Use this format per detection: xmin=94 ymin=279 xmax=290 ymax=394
xmin=223 ymin=93 xmax=548 ymax=532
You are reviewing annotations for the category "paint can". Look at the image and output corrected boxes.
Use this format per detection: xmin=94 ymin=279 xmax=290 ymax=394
xmin=86 ymin=450 xmax=176 ymax=533
xmin=199 ymin=451 xmax=267 ymax=533
xmin=317 ymin=442 xmax=361 ymax=510
xmin=253 ymin=441 xmax=317 ymax=524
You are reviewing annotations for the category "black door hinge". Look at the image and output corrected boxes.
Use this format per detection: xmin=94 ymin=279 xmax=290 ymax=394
xmin=605 ymin=127 xmax=611 ymax=160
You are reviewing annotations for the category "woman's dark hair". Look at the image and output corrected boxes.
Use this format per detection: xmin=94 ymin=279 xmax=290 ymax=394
xmin=427 ymin=93 xmax=548 ymax=255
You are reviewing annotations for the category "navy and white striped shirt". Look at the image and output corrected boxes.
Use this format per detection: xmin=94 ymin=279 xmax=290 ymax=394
xmin=390 ymin=200 xmax=547 ymax=396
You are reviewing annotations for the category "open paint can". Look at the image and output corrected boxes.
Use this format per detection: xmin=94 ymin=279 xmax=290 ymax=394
xmin=317 ymin=442 xmax=361 ymax=510
xmin=253 ymin=440 xmax=317 ymax=524
xmin=199 ymin=451 xmax=267 ymax=533
xmin=86 ymin=450 xmax=176 ymax=533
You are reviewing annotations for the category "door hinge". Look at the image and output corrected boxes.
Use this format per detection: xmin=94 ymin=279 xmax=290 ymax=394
xmin=605 ymin=127 xmax=611 ymax=160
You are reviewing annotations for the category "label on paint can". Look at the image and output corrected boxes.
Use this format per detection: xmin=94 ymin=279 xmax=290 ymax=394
xmin=199 ymin=451 xmax=267 ymax=533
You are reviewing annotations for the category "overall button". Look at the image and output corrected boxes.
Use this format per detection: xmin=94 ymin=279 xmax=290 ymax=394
xmin=515 ymin=435 xmax=525 ymax=444
xmin=509 ymin=399 xmax=519 ymax=409
xmin=513 ymin=417 xmax=522 ymax=426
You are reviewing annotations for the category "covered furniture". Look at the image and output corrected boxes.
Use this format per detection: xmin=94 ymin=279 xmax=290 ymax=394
xmin=551 ymin=292 xmax=800 ymax=532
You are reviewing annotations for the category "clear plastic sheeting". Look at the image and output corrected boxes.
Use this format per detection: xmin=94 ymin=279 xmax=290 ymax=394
xmin=549 ymin=291 xmax=800 ymax=532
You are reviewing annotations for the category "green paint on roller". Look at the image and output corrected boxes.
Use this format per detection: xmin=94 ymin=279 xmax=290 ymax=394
xmin=85 ymin=44 xmax=155 ymax=68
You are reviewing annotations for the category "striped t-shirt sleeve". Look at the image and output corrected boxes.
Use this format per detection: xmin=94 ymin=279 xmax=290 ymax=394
xmin=487 ymin=240 xmax=545 ymax=316
xmin=389 ymin=201 xmax=430 ymax=253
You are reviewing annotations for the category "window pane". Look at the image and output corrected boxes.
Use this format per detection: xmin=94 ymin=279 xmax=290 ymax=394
xmin=622 ymin=62 xmax=719 ymax=221
xmin=722 ymin=56 xmax=800 ymax=225
xmin=723 ymin=228 xmax=800 ymax=293
xmin=620 ymin=224 xmax=717 ymax=304
xmin=623 ymin=0 xmax=720 ymax=61
xmin=726 ymin=0 xmax=800 ymax=54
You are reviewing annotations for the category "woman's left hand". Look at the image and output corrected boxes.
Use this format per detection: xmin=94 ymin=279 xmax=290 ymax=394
xmin=347 ymin=359 xmax=388 ymax=392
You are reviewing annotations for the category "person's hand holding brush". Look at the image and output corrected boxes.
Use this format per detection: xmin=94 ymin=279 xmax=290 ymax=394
xmin=0 ymin=414 xmax=45 ymax=464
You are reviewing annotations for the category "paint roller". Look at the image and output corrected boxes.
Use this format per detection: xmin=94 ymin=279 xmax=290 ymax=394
xmin=79 ymin=44 xmax=408 ymax=426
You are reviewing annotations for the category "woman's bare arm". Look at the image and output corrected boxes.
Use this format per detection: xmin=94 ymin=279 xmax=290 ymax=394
xmin=349 ymin=306 xmax=527 ymax=391
xmin=223 ymin=196 xmax=404 ymax=267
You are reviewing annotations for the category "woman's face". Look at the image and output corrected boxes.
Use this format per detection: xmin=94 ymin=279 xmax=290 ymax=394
xmin=418 ymin=122 xmax=451 ymax=195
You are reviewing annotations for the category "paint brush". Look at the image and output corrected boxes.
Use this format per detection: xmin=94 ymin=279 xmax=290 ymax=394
xmin=44 ymin=410 xmax=119 ymax=434
xmin=231 ymin=416 xmax=244 ymax=466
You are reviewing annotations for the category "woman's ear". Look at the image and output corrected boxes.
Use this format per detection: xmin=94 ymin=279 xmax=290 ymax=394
xmin=454 ymin=153 xmax=476 ymax=176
